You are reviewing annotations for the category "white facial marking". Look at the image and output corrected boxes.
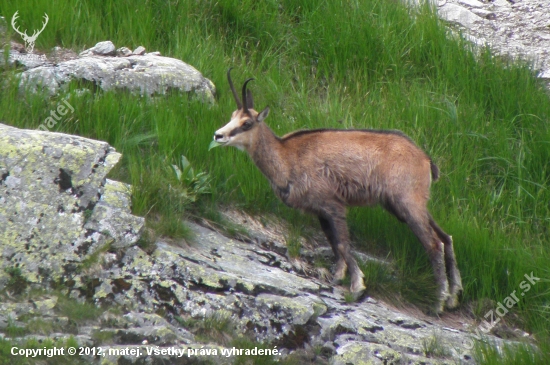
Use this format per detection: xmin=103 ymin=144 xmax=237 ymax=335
xmin=214 ymin=116 xmax=243 ymax=147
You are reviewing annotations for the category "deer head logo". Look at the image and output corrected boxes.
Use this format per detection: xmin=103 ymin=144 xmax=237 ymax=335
xmin=11 ymin=11 xmax=49 ymax=54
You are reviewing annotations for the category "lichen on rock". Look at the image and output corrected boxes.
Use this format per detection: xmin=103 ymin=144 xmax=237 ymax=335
xmin=0 ymin=123 xmax=144 ymax=290
xmin=10 ymin=40 xmax=216 ymax=102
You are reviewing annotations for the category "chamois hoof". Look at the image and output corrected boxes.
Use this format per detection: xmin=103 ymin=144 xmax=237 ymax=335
xmin=331 ymin=272 xmax=347 ymax=285
xmin=430 ymin=301 xmax=445 ymax=316
xmin=445 ymin=294 xmax=460 ymax=310
xmin=450 ymin=284 xmax=464 ymax=297
xmin=446 ymin=285 xmax=462 ymax=309
xmin=350 ymin=281 xmax=367 ymax=296
xmin=350 ymin=289 xmax=365 ymax=302
xmin=332 ymin=265 xmax=347 ymax=284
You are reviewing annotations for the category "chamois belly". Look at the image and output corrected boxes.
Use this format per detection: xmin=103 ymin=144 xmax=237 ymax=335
xmin=335 ymin=180 xmax=380 ymax=206
xmin=321 ymin=164 xmax=381 ymax=206
xmin=270 ymin=175 xmax=381 ymax=212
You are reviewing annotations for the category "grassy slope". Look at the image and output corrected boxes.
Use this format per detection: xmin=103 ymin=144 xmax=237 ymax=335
xmin=1 ymin=0 xmax=549 ymax=362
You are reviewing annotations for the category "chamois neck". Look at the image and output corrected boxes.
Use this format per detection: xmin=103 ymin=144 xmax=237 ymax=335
xmin=247 ymin=123 xmax=288 ymax=186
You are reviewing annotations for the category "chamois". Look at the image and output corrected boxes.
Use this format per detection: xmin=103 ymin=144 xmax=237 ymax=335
xmin=213 ymin=69 xmax=463 ymax=313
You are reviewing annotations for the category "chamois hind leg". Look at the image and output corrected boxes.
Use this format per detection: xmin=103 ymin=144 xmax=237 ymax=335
xmin=319 ymin=207 xmax=365 ymax=295
xmin=402 ymin=206 xmax=450 ymax=314
xmin=319 ymin=216 xmax=347 ymax=283
xmin=429 ymin=215 xmax=462 ymax=309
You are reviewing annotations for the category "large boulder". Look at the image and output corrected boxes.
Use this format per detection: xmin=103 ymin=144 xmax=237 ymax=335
xmin=0 ymin=123 xmax=144 ymax=289
xmin=6 ymin=40 xmax=216 ymax=102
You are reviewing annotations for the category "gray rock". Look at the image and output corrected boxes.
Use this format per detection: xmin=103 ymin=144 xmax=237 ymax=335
xmin=83 ymin=180 xmax=144 ymax=249
xmin=430 ymin=0 xmax=550 ymax=86
xmin=90 ymin=41 xmax=116 ymax=55
xmin=132 ymin=46 xmax=146 ymax=55
xmin=109 ymin=312 xmax=194 ymax=345
xmin=439 ymin=3 xmax=485 ymax=28
xmin=116 ymin=47 xmax=132 ymax=56
xmin=71 ymin=219 xmax=527 ymax=361
xmin=458 ymin=0 xmax=485 ymax=8
xmin=18 ymin=52 xmax=216 ymax=101
xmin=0 ymin=123 xmax=143 ymax=289
xmin=492 ymin=0 xmax=511 ymax=7
xmin=0 ymin=49 xmax=50 ymax=70
xmin=471 ymin=8 xmax=496 ymax=20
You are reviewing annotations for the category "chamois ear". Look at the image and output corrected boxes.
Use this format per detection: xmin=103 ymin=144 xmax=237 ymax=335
xmin=257 ymin=107 xmax=270 ymax=122
xmin=246 ymin=89 xmax=254 ymax=110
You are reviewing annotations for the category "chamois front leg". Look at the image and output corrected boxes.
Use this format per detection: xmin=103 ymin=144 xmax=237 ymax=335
xmin=319 ymin=207 xmax=366 ymax=296
xmin=318 ymin=216 xmax=347 ymax=283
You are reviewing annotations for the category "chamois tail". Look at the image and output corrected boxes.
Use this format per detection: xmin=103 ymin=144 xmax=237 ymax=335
xmin=430 ymin=160 xmax=439 ymax=182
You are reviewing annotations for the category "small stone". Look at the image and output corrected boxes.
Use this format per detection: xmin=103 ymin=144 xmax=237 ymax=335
xmin=116 ymin=47 xmax=132 ymax=56
xmin=91 ymin=41 xmax=116 ymax=55
xmin=146 ymin=51 xmax=161 ymax=56
xmin=132 ymin=46 xmax=146 ymax=55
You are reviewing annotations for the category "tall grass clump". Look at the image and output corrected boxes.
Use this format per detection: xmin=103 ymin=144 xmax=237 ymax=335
xmin=1 ymin=0 xmax=549 ymax=361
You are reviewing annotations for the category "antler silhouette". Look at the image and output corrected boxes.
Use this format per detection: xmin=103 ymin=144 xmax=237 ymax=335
xmin=11 ymin=11 xmax=26 ymax=38
xmin=11 ymin=11 xmax=49 ymax=53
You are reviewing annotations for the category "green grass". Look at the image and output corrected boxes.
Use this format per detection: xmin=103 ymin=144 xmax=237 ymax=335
xmin=175 ymin=311 xmax=235 ymax=345
xmin=473 ymin=340 xmax=549 ymax=365
xmin=422 ymin=333 xmax=452 ymax=358
xmin=3 ymin=267 xmax=29 ymax=295
xmin=1 ymin=0 xmax=549 ymax=362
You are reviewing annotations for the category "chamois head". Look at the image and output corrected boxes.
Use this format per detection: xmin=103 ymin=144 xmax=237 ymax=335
xmin=213 ymin=69 xmax=270 ymax=150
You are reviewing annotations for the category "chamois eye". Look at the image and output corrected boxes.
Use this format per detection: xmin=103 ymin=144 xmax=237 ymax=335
xmin=242 ymin=120 xmax=253 ymax=131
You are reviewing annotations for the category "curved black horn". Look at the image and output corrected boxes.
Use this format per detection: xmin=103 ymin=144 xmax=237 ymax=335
xmin=227 ymin=68 xmax=242 ymax=109
xmin=242 ymin=78 xmax=255 ymax=113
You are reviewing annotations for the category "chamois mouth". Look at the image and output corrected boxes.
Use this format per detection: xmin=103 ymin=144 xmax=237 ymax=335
xmin=209 ymin=136 xmax=228 ymax=151
xmin=213 ymin=135 xmax=229 ymax=144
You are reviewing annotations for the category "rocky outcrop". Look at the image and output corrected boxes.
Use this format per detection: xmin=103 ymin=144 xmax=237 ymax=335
xmin=1 ymin=40 xmax=216 ymax=102
xmin=435 ymin=0 xmax=550 ymax=84
xmin=1 ymin=219 xmax=526 ymax=364
xmin=1 ymin=124 xmax=529 ymax=364
xmin=0 ymin=122 xmax=144 ymax=290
